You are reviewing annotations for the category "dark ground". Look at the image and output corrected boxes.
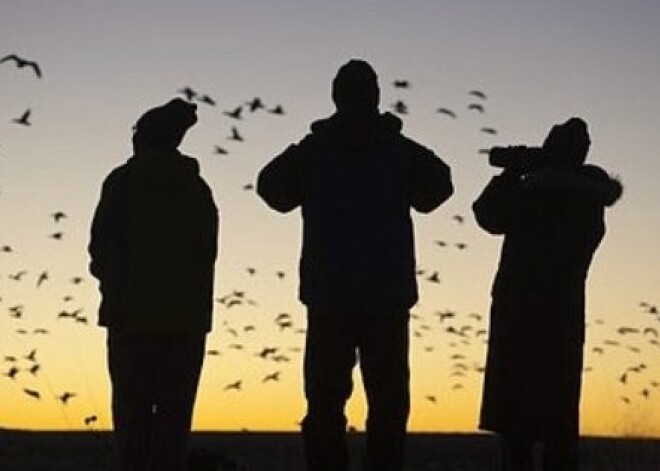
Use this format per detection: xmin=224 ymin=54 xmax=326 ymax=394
xmin=0 ymin=428 xmax=659 ymax=470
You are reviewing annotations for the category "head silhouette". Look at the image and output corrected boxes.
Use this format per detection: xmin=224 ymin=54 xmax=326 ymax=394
xmin=133 ymin=98 xmax=198 ymax=152
xmin=542 ymin=117 xmax=590 ymax=167
xmin=332 ymin=59 xmax=380 ymax=115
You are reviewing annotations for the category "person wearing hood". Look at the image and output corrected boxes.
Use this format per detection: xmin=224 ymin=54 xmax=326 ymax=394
xmin=89 ymin=98 xmax=218 ymax=471
xmin=473 ymin=118 xmax=622 ymax=471
xmin=257 ymin=59 xmax=453 ymax=471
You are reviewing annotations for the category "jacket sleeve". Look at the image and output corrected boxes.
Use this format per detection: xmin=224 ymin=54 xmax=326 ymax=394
xmin=409 ymin=146 xmax=454 ymax=213
xmin=88 ymin=171 xmax=126 ymax=281
xmin=256 ymin=140 xmax=308 ymax=213
xmin=472 ymin=171 xmax=525 ymax=235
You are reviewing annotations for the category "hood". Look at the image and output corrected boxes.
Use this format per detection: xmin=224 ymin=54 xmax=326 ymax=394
xmin=126 ymin=150 xmax=201 ymax=191
xmin=578 ymin=164 xmax=623 ymax=207
xmin=309 ymin=111 xmax=403 ymax=149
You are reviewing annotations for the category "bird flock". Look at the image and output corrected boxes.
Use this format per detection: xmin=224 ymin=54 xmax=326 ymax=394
xmin=1 ymin=54 xmax=659 ymax=434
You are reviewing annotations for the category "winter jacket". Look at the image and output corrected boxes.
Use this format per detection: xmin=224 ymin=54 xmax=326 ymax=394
xmin=89 ymin=150 xmax=218 ymax=333
xmin=257 ymin=111 xmax=453 ymax=314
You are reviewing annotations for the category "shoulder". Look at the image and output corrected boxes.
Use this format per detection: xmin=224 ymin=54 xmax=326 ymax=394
xmin=101 ymin=160 xmax=132 ymax=192
xmin=397 ymin=134 xmax=436 ymax=156
xmin=580 ymin=164 xmax=623 ymax=206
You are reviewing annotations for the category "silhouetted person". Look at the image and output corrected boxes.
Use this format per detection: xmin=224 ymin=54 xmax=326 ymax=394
xmin=473 ymin=118 xmax=622 ymax=471
xmin=257 ymin=59 xmax=453 ymax=471
xmin=89 ymin=98 xmax=218 ymax=471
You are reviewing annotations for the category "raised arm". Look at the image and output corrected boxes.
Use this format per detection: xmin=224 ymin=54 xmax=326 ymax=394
xmin=257 ymin=142 xmax=307 ymax=213
xmin=472 ymin=171 xmax=525 ymax=235
xmin=409 ymin=146 xmax=454 ymax=213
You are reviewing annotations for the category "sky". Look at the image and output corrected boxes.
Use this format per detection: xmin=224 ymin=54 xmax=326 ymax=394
xmin=1 ymin=0 xmax=659 ymax=436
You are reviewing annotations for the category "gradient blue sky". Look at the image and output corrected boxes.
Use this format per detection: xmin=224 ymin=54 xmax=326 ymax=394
xmin=1 ymin=0 xmax=659 ymax=434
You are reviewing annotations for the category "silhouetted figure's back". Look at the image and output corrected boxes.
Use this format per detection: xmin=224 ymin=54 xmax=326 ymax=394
xmin=89 ymin=98 xmax=218 ymax=471
xmin=258 ymin=59 xmax=453 ymax=471
xmin=473 ymin=118 xmax=622 ymax=471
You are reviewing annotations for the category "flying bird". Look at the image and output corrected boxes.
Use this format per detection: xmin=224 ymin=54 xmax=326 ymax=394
xmin=12 ymin=109 xmax=32 ymax=126
xmin=467 ymin=103 xmax=485 ymax=113
xmin=213 ymin=145 xmax=228 ymax=155
xmin=4 ymin=366 xmax=20 ymax=380
xmin=435 ymin=310 xmax=455 ymax=322
xmin=481 ymin=127 xmax=498 ymax=135
xmin=224 ymin=380 xmax=242 ymax=391
xmin=223 ymin=106 xmax=243 ymax=120
xmin=468 ymin=90 xmax=487 ymax=100
xmin=426 ymin=271 xmax=441 ymax=284
xmin=262 ymin=371 xmax=281 ymax=383
xmin=0 ymin=54 xmax=42 ymax=78
xmin=268 ymin=105 xmax=285 ymax=115
xmin=643 ymin=327 xmax=658 ymax=337
xmin=393 ymin=80 xmax=411 ymax=89
xmin=51 ymin=211 xmax=67 ymax=223
xmin=452 ymin=214 xmax=465 ymax=224
xmin=436 ymin=108 xmax=457 ymax=118
xmin=256 ymin=347 xmax=278 ymax=359
xmin=177 ymin=87 xmax=197 ymax=102
xmin=36 ymin=271 xmax=49 ymax=288
xmin=57 ymin=392 xmax=76 ymax=404
xmin=84 ymin=415 xmax=98 ymax=426
xmin=23 ymin=388 xmax=41 ymax=399
xmin=228 ymin=126 xmax=244 ymax=142
xmin=198 ymin=94 xmax=216 ymax=106
xmin=9 ymin=304 xmax=25 ymax=317
xmin=391 ymin=100 xmax=408 ymax=115
xmin=24 ymin=349 xmax=37 ymax=362
xmin=246 ymin=97 xmax=265 ymax=112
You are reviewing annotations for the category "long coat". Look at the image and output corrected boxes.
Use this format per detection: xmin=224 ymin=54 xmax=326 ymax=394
xmin=473 ymin=164 xmax=621 ymax=439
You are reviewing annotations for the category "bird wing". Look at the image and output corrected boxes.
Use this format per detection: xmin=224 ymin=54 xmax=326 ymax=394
xmin=0 ymin=54 xmax=20 ymax=64
xmin=27 ymin=61 xmax=42 ymax=78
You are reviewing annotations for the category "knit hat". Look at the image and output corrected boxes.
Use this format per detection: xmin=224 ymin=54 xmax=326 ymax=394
xmin=543 ymin=117 xmax=590 ymax=166
xmin=134 ymin=98 xmax=198 ymax=149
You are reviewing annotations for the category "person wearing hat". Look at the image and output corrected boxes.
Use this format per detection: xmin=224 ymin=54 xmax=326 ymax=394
xmin=89 ymin=98 xmax=218 ymax=471
xmin=473 ymin=118 xmax=622 ymax=471
xmin=257 ymin=59 xmax=453 ymax=471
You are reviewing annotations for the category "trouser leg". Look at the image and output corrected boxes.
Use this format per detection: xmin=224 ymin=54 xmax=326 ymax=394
xmin=108 ymin=330 xmax=158 ymax=471
xmin=302 ymin=313 xmax=356 ymax=471
xmin=359 ymin=314 xmax=410 ymax=471
xmin=148 ymin=334 xmax=206 ymax=471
